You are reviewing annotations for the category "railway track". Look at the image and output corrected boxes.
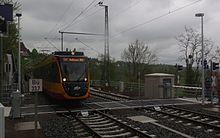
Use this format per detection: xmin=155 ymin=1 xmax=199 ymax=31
xmin=161 ymin=106 xmax=220 ymax=130
xmin=143 ymin=106 xmax=220 ymax=137
xmin=62 ymin=110 xmax=154 ymax=138
xmin=91 ymin=88 xmax=134 ymax=101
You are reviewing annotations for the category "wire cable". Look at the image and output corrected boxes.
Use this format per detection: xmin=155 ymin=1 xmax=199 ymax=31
xmin=111 ymin=0 xmax=202 ymax=39
xmin=44 ymin=37 xmax=60 ymax=51
xmin=45 ymin=0 xmax=76 ymax=38
xmin=75 ymin=37 xmax=101 ymax=54
xmin=72 ymin=7 xmax=103 ymax=27
xmin=60 ymin=0 xmax=98 ymax=31
xmin=109 ymin=0 xmax=143 ymax=22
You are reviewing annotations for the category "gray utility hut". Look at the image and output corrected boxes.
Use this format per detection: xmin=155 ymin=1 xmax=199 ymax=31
xmin=144 ymin=73 xmax=175 ymax=99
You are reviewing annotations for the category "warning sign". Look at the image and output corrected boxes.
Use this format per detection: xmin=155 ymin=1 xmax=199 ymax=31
xmin=211 ymin=76 xmax=216 ymax=87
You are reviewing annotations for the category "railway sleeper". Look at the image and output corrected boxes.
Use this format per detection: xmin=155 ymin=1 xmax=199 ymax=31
xmin=199 ymin=118 xmax=209 ymax=121
xmin=101 ymin=132 xmax=134 ymax=138
xmin=88 ymin=122 xmax=116 ymax=128
xmin=93 ymin=125 xmax=120 ymax=131
xmin=181 ymin=113 xmax=193 ymax=117
xmin=76 ymin=132 xmax=91 ymax=138
xmin=79 ymin=114 xmax=101 ymax=120
xmin=96 ymin=128 xmax=126 ymax=135
xmin=83 ymin=119 xmax=112 ymax=125
xmin=129 ymin=136 xmax=140 ymax=138
xmin=81 ymin=117 xmax=108 ymax=122
xmin=190 ymin=116 xmax=200 ymax=119
xmin=73 ymin=124 xmax=83 ymax=129
xmin=208 ymin=120 xmax=219 ymax=124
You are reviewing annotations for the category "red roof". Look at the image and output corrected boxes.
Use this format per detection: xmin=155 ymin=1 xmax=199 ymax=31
xmin=17 ymin=42 xmax=30 ymax=56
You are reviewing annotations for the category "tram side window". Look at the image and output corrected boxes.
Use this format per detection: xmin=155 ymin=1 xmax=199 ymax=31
xmin=50 ymin=62 xmax=60 ymax=83
xmin=34 ymin=68 xmax=41 ymax=78
xmin=45 ymin=65 xmax=50 ymax=81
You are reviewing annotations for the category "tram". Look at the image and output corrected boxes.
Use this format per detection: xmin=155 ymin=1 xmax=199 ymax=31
xmin=33 ymin=51 xmax=90 ymax=100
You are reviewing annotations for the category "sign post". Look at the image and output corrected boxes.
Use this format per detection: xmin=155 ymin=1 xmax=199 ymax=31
xmin=211 ymin=73 xmax=217 ymax=104
xmin=29 ymin=79 xmax=42 ymax=138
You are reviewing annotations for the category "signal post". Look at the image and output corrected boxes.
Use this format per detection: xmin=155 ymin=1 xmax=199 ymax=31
xmin=210 ymin=61 xmax=219 ymax=104
xmin=29 ymin=79 xmax=42 ymax=138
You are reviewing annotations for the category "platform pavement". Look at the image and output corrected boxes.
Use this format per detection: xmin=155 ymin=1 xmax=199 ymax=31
xmin=177 ymin=97 xmax=219 ymax=105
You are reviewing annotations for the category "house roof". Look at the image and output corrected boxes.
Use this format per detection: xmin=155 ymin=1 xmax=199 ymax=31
xmin=17 ymin=42 xmax=30 ymax=56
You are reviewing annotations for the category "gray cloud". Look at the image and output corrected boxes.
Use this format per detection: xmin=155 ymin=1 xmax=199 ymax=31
xmin=18 ymin=0 xmax=220 ymax=65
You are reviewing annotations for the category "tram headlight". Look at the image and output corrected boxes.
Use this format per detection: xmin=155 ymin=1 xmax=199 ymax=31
xmin=63 ymin=78 xmax=67 ymax=82
xmin=84 ymin=77 xmax=88 ymax=81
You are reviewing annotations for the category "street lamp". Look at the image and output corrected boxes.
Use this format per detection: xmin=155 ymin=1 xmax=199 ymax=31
xmin=16 ymin=13 xmax=22 ymax=93
xmin=195 ymin=13 xmax=204 ymax=105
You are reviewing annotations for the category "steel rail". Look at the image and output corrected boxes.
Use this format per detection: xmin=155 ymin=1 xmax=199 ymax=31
xmin=66 ymin=108 xmax=102 ymax=138
xmin=145 ymin=107 xmax=220 ymax=131
xmin=168 ymin=106 xmax=220 ymax=120
xmin=91 ymin=88 xmax=134 ymax=100
xmin=96 ymin=110 xmax=153 ymax=138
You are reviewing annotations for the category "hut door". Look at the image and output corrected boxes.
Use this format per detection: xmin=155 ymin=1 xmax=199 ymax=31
xmin=163 ymin=78 xmax=171 ymax=98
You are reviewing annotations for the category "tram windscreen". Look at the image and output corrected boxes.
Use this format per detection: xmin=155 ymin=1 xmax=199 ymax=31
xmin=60 ymin=59 xmax=87 ymax=81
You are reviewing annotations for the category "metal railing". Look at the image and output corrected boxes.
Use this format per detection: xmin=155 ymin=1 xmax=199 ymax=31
xmin=172 ymin=85 xmax=202 ymax=98
xmin=173 ymin=85 xmax=220 ymax=100
xmin=91 ymin=80 xmax=219 ymax=100
xmin=90 ymin=80 xmax=144 ymax=97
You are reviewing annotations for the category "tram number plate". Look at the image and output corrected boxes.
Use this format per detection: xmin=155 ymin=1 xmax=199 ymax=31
xmin=29 ymin=79 xmax=42 ymax=92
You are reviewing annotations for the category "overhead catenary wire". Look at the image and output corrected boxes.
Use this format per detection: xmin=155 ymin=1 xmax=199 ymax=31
xmin=44 ymin=37 xmax=60 ymax=51
xmin=75 ymin=37 xmax=101 ymax=55
xmin=71 ymin=7 xmax=103 ymax=27
xmin=44 ymin=0 xmax=104 ymax=53
xmin=110 ymin=0 xmax=202 ymax=39
xmin=109 ymin=0 xmax=143 ymax=22
xmin=60 ymin=0 xmax=98 ymax=31
xmin=45 ymin=0 xmax=76 ymax=38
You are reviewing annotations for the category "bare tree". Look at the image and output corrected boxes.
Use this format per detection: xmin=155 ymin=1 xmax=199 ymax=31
xmin=211 ymin=46 xmax=220 ymax=61
xmin=176 ymin=26 xmax=214 ymax=84
xmin=121 ymin=39 xmax=157 ymax=82
xmin=0 ymin=0 xmax=21 ymax=11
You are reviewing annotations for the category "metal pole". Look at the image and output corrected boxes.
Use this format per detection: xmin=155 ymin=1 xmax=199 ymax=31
xmin=34 ymin=91 xmax=38 ymax=138
xmin=138 ymin=72 xmax=141 ymax=100
xmin=0 ymin=34 xmax=3 ymax=102
xmin=105 ymin=5 xmax=110 ymax=85
xmin=195 ymin=13 xmax=204 ymax=105
xmin=99 ymin=2 xmax=109 ymax=87
xmin=17 ymin=15 xmax=21 ymax=93
xmin=201 ymin=16 xmax=205 ymax=105
xmin=61 ymin=32 xmax=63 ymax=51
xmin=104 ymin=5 xmax=107 ymax=85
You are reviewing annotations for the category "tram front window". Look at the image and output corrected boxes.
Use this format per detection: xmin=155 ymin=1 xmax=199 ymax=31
xmin=61 ymin=62 xmax=87 ymax=82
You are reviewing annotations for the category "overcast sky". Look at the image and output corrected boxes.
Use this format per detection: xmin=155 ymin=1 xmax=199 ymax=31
xmin=17 ymin=0 xmax=220 ymax=65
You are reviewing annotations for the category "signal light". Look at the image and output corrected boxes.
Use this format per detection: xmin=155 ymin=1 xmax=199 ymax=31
xmin=201 ymin=59 xmax=209 ymax=69
xmin=212 ymin=62 xmax=219 ymax=70
xmin=204 ymin=59 xmax=207 ymax=66
xmin=175 ymin=64 xmax=183 ymax=71
xmin=204 ymin=59 xmax=209 ymax=69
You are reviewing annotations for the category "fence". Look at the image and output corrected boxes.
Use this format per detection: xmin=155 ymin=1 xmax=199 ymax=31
xmin=1 ymin=83 xmax=18 ymax=105
xmin=173 ymin=85 xmax=202 ymax=98
xmin=91 ymin=80 xmax=219 ymax=99
xmin=90 ymin=80 xmax=145 ymax=97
